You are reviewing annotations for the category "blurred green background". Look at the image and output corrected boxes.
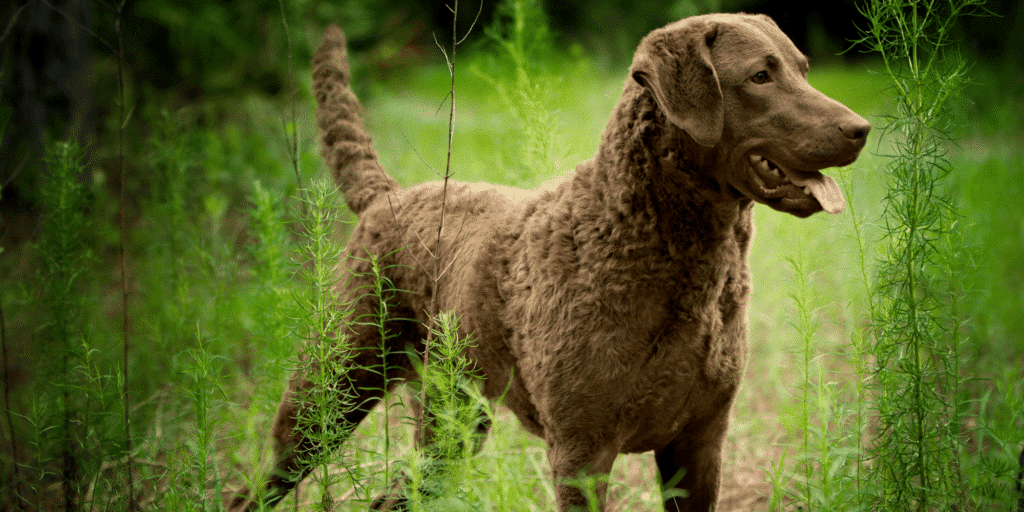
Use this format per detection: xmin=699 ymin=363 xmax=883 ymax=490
xmin=1 ymin=0 xmax=1021 ymax=214
xmin=0 ymin=0 xmax=1022 ymax=509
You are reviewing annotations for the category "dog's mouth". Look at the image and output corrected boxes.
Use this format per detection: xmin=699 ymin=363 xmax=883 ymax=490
xmin=747 ymin=154 xmax=846 ymax=214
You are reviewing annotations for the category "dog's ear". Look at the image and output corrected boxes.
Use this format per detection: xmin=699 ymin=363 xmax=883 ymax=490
xmin=630 ymin=21 xmax=723 ymax=147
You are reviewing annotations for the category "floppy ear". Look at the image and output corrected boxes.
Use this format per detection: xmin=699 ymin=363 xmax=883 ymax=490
xmin=630 ymin=21 xmax=723 ymax=147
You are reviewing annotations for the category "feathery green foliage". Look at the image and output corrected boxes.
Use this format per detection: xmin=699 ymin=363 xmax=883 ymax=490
xmin=768 ymin=2 xmax=1024 ymax=510
xmin=854 ymin=0 xmax=982 ymax=509
xmin=421 ymin=312 xmax=485 ymax=468
xmin=35 ymin=141 xmax=99 ymax=510
xmin=172 ymin=326 xmax=228 ymax=510
xmin=290 ymin=177 xmax=356 ymax=506
xmin=360 ymin=252 xmax=404 ymax=497
xmin=396 ymin=312 xmax=485 ymax=511
xmin=474 ymin=0 xmax=574 ymax=185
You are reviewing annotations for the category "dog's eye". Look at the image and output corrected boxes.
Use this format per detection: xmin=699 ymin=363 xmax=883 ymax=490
xmin=751 ymin=70 xmax=771 ymax=84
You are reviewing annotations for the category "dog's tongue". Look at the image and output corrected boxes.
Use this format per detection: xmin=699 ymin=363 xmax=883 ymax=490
xmin=784 ymin=170 xmax=846 ymax=214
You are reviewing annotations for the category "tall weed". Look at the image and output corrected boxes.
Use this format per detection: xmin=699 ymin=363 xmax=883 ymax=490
xmin=772 ymin=1 xmax=1022 ymax=510
xmin=395 ymin=312 xmax=485 ymax=512
xmin=34 ymin=141 xmax=101 ymax=510
xmin=475 ymin=0 xmax=571 ymax=185
xmin=290 ymin=177 xmax=356 ymax=507
xmin=854 ymin=0 xmax=983 ymax=508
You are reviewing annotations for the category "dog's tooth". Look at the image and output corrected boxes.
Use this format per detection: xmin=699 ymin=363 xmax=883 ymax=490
xmin=748 ymin=155 xmax=761 ymax=166
xmin=758 ymin=159 xmax=771 ymax=172
xmin=802 ymin=186 xmax=811 ymax=195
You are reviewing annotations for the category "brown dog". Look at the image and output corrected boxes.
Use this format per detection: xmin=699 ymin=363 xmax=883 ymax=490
xmin=229 ymin=12 xmax=869 ymax=512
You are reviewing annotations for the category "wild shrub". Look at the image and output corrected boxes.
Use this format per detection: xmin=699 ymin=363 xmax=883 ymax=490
xmin=32 ymin=141 xmax=105 ymax=510
xmin=855 ymin=0 xmax=984 ymax=509
xmin=772 ymin=0 xmax=1022 ymax=510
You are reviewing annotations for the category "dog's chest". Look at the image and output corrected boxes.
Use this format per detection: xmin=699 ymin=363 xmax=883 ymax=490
xmin=614 ymin=264 xmax=750 ymax=451
xmin=506 ymin=250 xmax=751 ymax=448
xmin=497 ymin=197 xmax=755 ymax=447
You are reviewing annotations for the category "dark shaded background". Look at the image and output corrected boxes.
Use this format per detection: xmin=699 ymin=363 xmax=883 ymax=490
xmin=1 ymin=0 xmax=1021 ymax=234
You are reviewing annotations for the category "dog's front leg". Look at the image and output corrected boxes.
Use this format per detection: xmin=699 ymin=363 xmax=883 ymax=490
xmin=546 ymin=438 xmax=618 ymax=512
xmin=654 ymin=410 xmax=730 ymax=512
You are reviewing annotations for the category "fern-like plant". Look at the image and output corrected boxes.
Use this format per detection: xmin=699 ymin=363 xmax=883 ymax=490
xmin=290 ymin=176 xmax=357 ymax=508
xmin=36 ymin=140 xmax=96 ymax=510
xmin=854 ymin=0 xmax=983 ymax=509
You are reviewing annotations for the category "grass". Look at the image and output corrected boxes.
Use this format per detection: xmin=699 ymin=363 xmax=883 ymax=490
xmin=2 ymin=4 xmax=1023 ymax=511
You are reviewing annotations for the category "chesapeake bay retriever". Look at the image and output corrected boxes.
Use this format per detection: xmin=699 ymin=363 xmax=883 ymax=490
xmin=229 ymin=12 xmax=869 ymax=512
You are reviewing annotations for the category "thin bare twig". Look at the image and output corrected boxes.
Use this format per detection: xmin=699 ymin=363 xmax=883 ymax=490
xmin=384 ymin=196 xmax=431 ymax=276
xmin=114 ymin=0 xmax=136 ymax=508
xmin=278 ymin=0 xmax=302 ymax=193
xmin=0 ymin=293 xmax=25 ymax=509
xmin=434 ymin=91 xmax=452 ymax=117
xmin=419 ymin=0 xmax=456 ymax=441
xmin=1 ymin=154 xmax=29 ymax=190
xmin=400 ymin=130 xmax=442 ymax=177
xmin=0 ymin=0 xmax=36 ymax=47
xmin=419 ymin=0 xmax=479 ymax=443
xmin=456 ymin=0 xmax=484 ymax=46
xmin=38 ymin=0 xmax=116 ymax=53
xmin=436 ymin=212 xmax=470 ymax=280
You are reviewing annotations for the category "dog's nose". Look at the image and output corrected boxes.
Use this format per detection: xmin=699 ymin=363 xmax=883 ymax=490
xmin=840 ymin=116 xmax=871 ymax=146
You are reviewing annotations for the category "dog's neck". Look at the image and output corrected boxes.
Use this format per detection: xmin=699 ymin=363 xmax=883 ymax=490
xmin=575 ymin=82 xmax=754 ymax=263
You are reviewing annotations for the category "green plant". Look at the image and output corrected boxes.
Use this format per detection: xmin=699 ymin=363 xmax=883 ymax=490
xmin=35 ymin=140 xmax=97 ymax=510
xmin=850 ymin=0 xmax=985 ymax=509
xmin=765 ymin=447 xmax=792 ymax=511
xmin=398 ymin=311 xmax=485 ymax=511
xmin=290 ymin=176 xmax=357 ymax=507
xmin=779 ymin=235 xmax=867 ymax=512
xmin=785 ymin=254 xmax=821 ymax=509
xmin=837 ymin=166 xmax=875 ymax=508
xmin=170 ymin=326 xmax=227 ymax=510
xmin=474 ymin=0 xmax=569 ymax=186
xmin=113 ymin=2 xmax=136 ymax=505
xmin=362 ymin=253 xmax=403 ymax=497
xmin=771 ymin=1 xmax=1010 ymax=508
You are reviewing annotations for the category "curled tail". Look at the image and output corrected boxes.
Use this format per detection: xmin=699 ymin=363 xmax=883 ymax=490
xmin=312 ymin=25 xmax=397 ymax=215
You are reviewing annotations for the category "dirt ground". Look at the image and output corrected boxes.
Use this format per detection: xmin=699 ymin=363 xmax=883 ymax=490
xmin=717 ymin=457 xmax=776 ymax=511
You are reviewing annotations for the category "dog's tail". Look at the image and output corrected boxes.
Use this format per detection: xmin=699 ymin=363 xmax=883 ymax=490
xmin=312 ymin=25 xmax=397 ymax=215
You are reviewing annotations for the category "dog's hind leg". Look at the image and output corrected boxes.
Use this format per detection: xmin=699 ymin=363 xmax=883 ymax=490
xmin=369 ymin=374 xmax=493 ymax=510
xmin=227 ymin=308 xmax=422 ymax=512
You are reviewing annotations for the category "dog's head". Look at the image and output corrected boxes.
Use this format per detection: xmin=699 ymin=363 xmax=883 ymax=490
xmin=630 ymin=13 xmax=870 ymax=218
